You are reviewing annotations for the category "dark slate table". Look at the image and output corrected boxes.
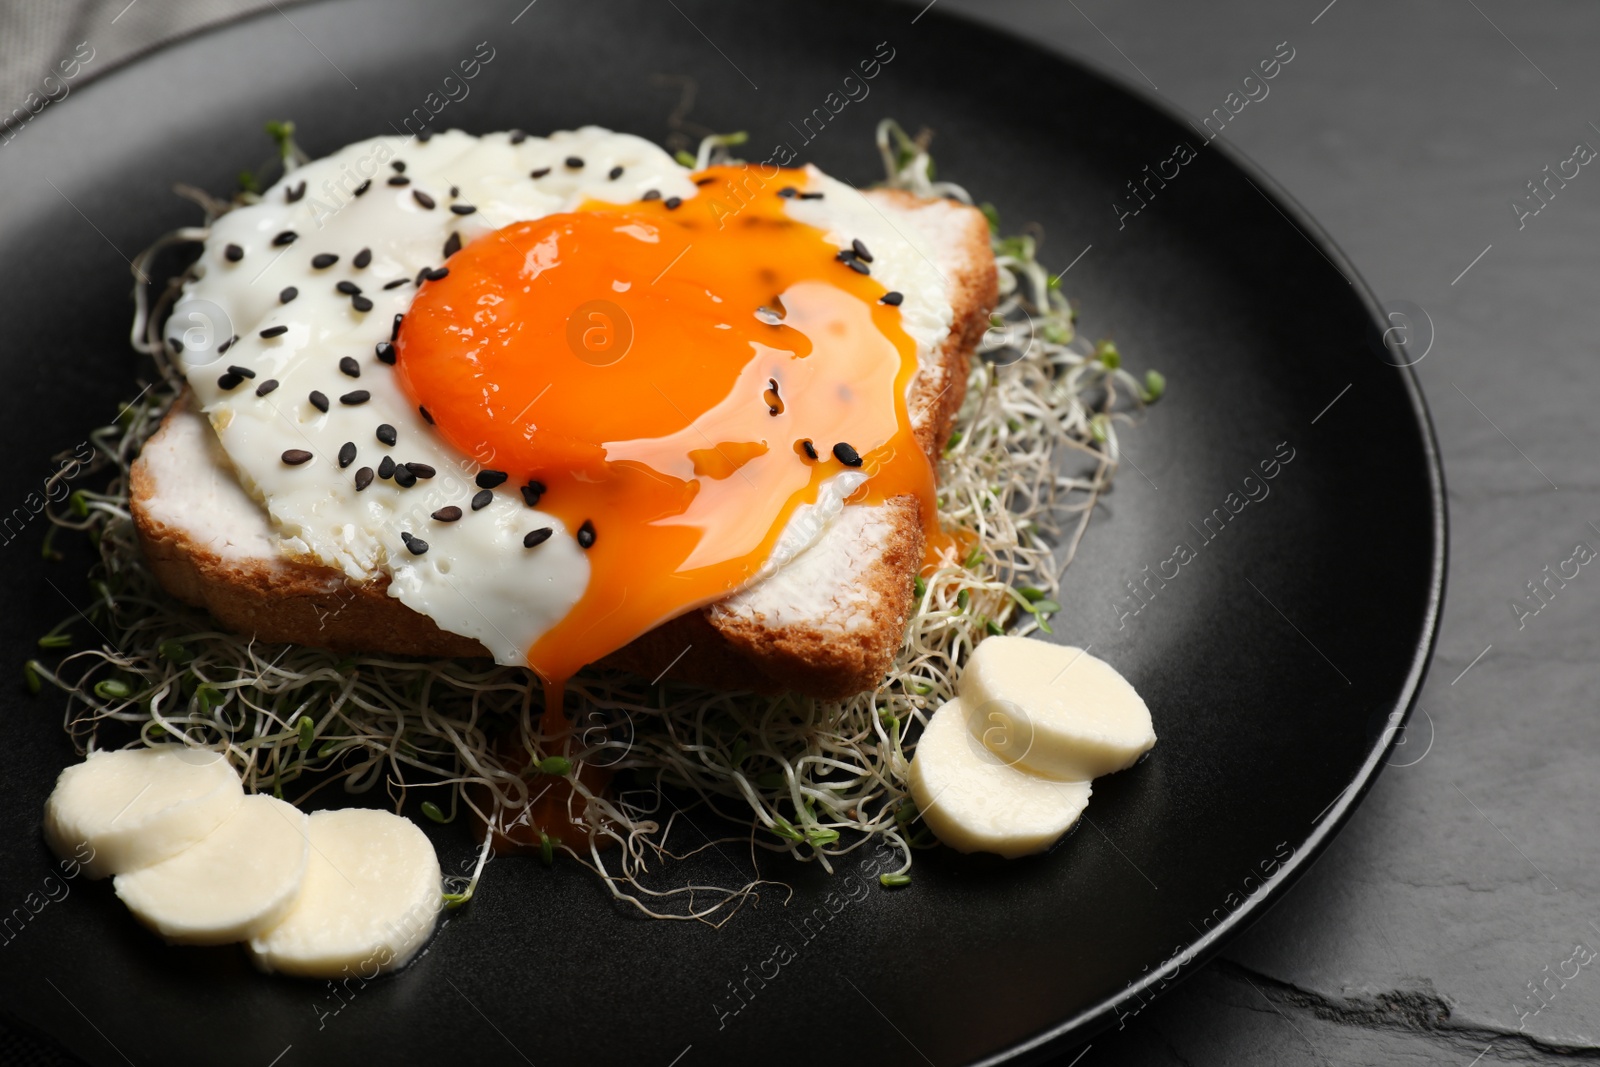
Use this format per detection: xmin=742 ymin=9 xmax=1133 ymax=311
xmin=3 ymin=1 xmax=1593 ymax=1064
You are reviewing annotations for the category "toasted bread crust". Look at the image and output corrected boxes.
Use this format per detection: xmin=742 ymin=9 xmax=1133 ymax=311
xmin=132 ymin=462 xmax=488 ymax=658
xmin=130 ymin=193 xmax=996 ymax=698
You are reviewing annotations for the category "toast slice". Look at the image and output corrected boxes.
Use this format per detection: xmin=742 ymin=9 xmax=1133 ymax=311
xmin=131 ymin=189 xmax=996 ymax=699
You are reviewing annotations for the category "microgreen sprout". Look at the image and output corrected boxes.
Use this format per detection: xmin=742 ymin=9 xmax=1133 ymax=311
xmin=534 ymin=755 xmax=571 ymax=776
xmin=693 ymin=130 xmax=749 ymax=170
xmin=37 ymin=628 xmax=72 ymax=650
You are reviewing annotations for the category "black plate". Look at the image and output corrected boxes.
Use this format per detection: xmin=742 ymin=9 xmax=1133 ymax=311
xmin=0 ymin=2 xmax=1444 ymax=1064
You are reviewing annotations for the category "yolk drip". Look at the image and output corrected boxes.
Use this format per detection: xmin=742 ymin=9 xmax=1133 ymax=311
xmin=395 ymin=167 xmax=940 ymax=732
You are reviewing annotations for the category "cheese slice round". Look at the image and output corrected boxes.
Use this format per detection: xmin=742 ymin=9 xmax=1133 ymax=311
xmin=959 ymin=637 xmax=1155 ymax=781
xmin=247 ymin=808 xmax=441 ymax=978
xmin=43 ymin=746 xmax=244 ymax=879
xmin=113 ymin=794 xmax=309 ymax=945
xmin=908 ymin=697 xmax=1091 ymax=859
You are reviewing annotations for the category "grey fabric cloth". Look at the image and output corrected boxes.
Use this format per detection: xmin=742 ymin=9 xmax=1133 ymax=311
xmin=0 ymin=0 xmax=272 ymax=123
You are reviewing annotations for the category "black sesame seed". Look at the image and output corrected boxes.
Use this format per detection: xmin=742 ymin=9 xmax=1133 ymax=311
xmin=800 ymin=438 xmax=818 ymax=460
xmin=608 ymin=166 xmax=624 ymax=180
xmin=524 ymin=527 xmax=554 ymax=548
xmin=168 ymin=337 xmax=184 ymax=354
xmin=412 ymin=190 xmax=436 ymax=210
xmin=227 ymin=364 xmax=256 ymax=379
xmin=433 ymin=506 xmax=463 ymax=522
xmin=255 ymin=378 xmax=279 ymax=397
xmin=391 ymin=314 xmax=404 ymax=342
xmin=354 ymin=179 xmax=371 ymax=197
xmin=340 ymin=390 xmax=370 ymax=406
xmin=309 ymin=390 xmax=329 ymax=413
xmin=280 ymin=286 xmax=299 ymax=303
xmin=449 ymin=203 xmax=477 ymax=215
xmin=338 ymin=441 xmax=356 ymax=468
xmin=387 ymin=175 xmax=410 ymax=186
xmin=419 ymin=405 xmax=434 ymax=425
xmin=375 ymin=341 xmax=397 ymax=365
xmin=520 ymin=481 xmax=545 ymax=507
xmin=565 ymin=156 xmax=584 ymax=169
xmin=286 ymin=181 xmax=307 ymax=203
xmin=405 ymin=462 xmax=436 ymax=479
xmin=510 ymin=130 xmax=528 ymax=144
xmin=273 ymin=230 xmax=297 ymax=246
xmin=778 ymin=187 xmax=798 ymax=198
xmin=832 ymin=442 xmax=863 ymax=467
xmin=339 ymin=356 xmax=361 ymax=377
xmin=282 ymin=449 xmax=313 ymax=466
xmin=694 ymin=176 xmax=716 ymax=186
xmin=421 ymin=266 xmax=449 ymax=282
xmin=383 ymin=278 xmax=409 ymax=290
xmin=443 ymin=232 xmax=461 ymax=258
xmin=842 ymin=255 xmax=870 ymax=275
xmin=449 ymin=185 xmax=459 ymax=198
xmin=414 ymin=267 xmax=429 ymax=286
xmin=417 ymin=128 xmax=434 ymax=142
xmin=376 ymin=424 xmax=397 ymax=446
xmin=311 ymin=253 xmax=338 ymax=269
xmin=664 ymin=196 xmax=682 ymax=210
xmin=529 ymin=167 xmax=551 ymax=179
xmin=641 ymin=189 xmax=662 ymax=201
xmin=391 ymin=160 xmax=406 ymax=173
xmin=224 ymin=243 xmax=244 ymax=262
xmin=351 ymin=295 xmax=374 ymax=312
xmin=576 ymin=520 xmax=596 ymax=549
xmin=851 ymin=238 xmax=874 ymax=263
xmin=354 ymin=466 xmax=374 ymax=491
xmin=378 ymin=456 xmax=396 ymax=479
xmin=217 ymin=372 xmax=243 ymax=390
xmin=471 ymin=489 xmax=493 ymax=511
xmin=799 ymin=191 xmax=825 ymax=200
xmin=880 ymin=291 xmax=904 ymax=306
xmin=393 ymin=465 xmax=417 ymax=488
xmin=218 ymin=336 xmax=237 ymax=354
xmin=353 ymin=247 xmax=372 ymax=269
xmin=260 ymin=325 xmax=289 ymax=338
xmin=336 ymin=280 xmax=362 ymax=296
xmin=475 ymin=469 xmax=508 ymax=489
xmin=402 ymin=533 xmax=428 ymax=555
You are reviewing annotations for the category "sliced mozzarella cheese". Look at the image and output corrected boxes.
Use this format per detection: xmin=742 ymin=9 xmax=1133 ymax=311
xmin=908 ymin=697 xmax=1092 ymax=859
xmin=43 ymin=746 xmax=244 ymax=879
xmin=112 ymin=794 xmax=309 ymax=945
xmin=247 ymin=808 xmax=441 ymax=978
xmin=959 ymin=637 xmax=1155 ymax=781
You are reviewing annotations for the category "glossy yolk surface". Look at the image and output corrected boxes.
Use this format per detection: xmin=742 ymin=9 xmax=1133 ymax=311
xmin=395 ymin=167 xmax=939 ymax=725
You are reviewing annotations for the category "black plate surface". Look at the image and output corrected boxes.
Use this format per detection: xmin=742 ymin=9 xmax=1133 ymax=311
xmin=0 ymin=2 xmax=1444 ymax=1064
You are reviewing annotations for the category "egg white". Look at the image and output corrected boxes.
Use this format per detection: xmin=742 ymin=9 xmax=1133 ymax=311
xmin=175 ymin=128 xmax=951 ymax=666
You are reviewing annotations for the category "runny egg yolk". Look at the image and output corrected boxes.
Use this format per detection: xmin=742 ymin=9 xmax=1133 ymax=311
xmin=395 ymin=167 xmax=939 ymax=729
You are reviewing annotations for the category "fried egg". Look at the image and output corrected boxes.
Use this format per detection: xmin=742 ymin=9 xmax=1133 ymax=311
xmin=173 ymin=127 xmax=952 ymax=689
